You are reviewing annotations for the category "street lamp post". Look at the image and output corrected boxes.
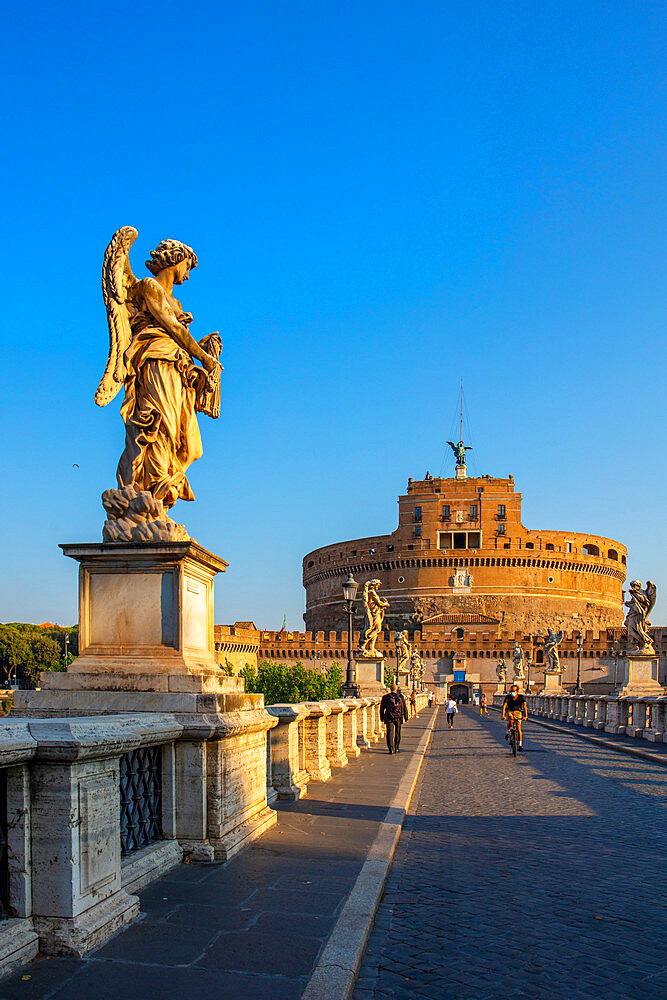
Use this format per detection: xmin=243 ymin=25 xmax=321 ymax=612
xmin=575 ymin=631 xmax=583 ymax=694
xmin=341 ymin=573 xmax=360 ymax=697
xmin=525 ymin=650 xmax=532 ymax=694
xmin=394 ymin=633 xmax=401 ymax=691
xmin=64 ymin=633 xmax=69 ymax=666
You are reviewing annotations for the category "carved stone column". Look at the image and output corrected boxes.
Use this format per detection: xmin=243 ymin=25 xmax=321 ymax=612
xmin=341 ymin=699 xmax=362 ymax=758
xmin=323 ymin=700 xmax=349 ymax=768
xmin=265 ymin=704 xmax=310 ymax=800
xmin=302 ymin=703 xmax=332 ymax=781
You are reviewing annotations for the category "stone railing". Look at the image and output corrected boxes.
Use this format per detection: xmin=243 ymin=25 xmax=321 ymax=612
xmin=0 ymin=713 xmax=184 ymax=974
xmin=266 ymin=696 xmax=385 ymax=801
xmin=0 ymin=689 xmax=429 ymax=978
xmin=525 ymin=693 xmax=667 ymax=743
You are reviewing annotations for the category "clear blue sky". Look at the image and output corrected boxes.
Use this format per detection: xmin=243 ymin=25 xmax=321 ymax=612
xmin=1 ymin=0 xmax=665 ymax=628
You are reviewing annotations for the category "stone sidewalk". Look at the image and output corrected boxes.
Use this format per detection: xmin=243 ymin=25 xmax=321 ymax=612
xmin=354 ymin=707 xmax=667 ymax=1000
xmin=0 ymin=710 xmax=435 ymax=1000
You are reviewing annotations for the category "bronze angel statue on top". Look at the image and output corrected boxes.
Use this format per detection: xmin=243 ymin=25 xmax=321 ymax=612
xmin=95 ymin=226 xmax=223 ymax=542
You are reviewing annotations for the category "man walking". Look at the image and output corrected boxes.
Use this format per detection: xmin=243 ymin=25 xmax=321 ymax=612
xmin=479 ymin=692 xmax=489 ymax=716
xmin=380 ymin=683 xmax=409 ymax=753
xmin=445 ymin=696 xmax=458 ymax=728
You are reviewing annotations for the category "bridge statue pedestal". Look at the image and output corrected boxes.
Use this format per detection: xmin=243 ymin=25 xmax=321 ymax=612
xmin=615 ymin=652 xmax=663 ymax=698
xmin=354 ymin=656 xmax=386 ymax=697
xmin=14 ymin=541 xmax=278 ymax=863
xmin=538 ymin=670 xmax=564 ymax=695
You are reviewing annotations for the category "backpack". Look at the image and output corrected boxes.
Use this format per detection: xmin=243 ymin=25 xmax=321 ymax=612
xmin=386 ymin=693 xmax=404 ymax=722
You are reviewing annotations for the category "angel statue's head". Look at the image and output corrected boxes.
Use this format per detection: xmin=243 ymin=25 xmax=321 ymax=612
xmin=145 ymin=239 xmax=198 ymax=282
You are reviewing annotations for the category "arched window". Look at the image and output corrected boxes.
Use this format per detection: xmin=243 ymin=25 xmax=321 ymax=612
xmin=545 ymin=543 xmax=555 ymax=551
xmin=621 ymin=555 xmax=627 ymax=565
xmin=536 ymin=650 xmax=544 ymax=663
xmin=584 ymin=543 xmax=600 ymax=556
xmin=608 ymin=549 xmax=618 ymax=560
xmin=455 ymin=627 xmax=464 ymax=641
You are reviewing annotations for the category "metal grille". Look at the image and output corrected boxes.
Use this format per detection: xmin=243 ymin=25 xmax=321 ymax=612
xmin=119 ymin=746 xmax=163 ymax=856
xmin=0 ymin=770 xmax=8 ymax=916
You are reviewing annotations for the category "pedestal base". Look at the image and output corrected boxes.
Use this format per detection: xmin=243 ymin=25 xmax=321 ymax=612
xmin=539 ymin=670 xmax=564 ymax=695
xmin=616 ymin=654 xmax=664 ymax=697
xmin=354 ymin=656 xmax=386 ymax=696
xmin=44 ymin=541 xmax=228 ymax=695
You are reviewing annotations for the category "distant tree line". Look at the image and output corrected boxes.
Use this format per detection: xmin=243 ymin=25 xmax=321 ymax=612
xmin=240 ymin=660 xmax=342 ymax=704
xmin=0 ymin=624 xmax=78 ymax=688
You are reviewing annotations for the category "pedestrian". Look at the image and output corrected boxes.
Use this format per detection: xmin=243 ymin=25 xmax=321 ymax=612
xmin=409 ymin=689 xmax=418 ymax=718
xmin=428 ymin=691 xmax=433 ymax=709
xmin=380 ymin=683 xmax=409 ymax=754
xmin=445 ymin=696 xmax=458 ymax=728
xmin=479 ymin=692 xmax=488 ymax=716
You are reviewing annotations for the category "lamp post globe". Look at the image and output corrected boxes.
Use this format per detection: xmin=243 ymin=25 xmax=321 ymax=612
xmin=342 ymin=573 xmax=360 ymax=697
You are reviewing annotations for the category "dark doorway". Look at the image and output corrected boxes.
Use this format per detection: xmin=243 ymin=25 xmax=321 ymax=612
xmin=449 ymin=683 xmax=469 ymax=703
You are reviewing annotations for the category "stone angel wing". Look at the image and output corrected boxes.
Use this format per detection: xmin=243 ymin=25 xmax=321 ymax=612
xmin=95 ymin=226 xmax=139 ymax=406
xmin=646 ymin=581 xmax=657 ymax=617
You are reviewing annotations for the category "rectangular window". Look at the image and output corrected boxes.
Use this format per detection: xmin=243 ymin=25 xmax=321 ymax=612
xmin=453 ymin=532 xmax=466 ymax=549
xmin=442 ymin=504 xmax=450 ymax=519
xmin=387 ymin=544 xmax=394 ymax=551
xmin=414 ymin=506 xmax=422 ymax=521
xmin=468 ymin=532 xmax=481 ymax=548
xmin=414 ymin=525 xmax=422 ymax=538
xmin=497 ymin=504 xmax=506 ymax=518
xmin=439 ymin=532 xmax=452 ymax=549
xmin=566 ymin=542 xmax=572 ymax=553
xmin=525 ymin=542 xmax=534 ymax=549
xmin=497 ymin=523 xmax=506 ymax=535
xmin=470 ymin=504 xmax=478 ymax=518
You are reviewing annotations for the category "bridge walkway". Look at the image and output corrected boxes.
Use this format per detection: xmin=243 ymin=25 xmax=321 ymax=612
xmin=353 ymin=706 xmax=667 ymax=1000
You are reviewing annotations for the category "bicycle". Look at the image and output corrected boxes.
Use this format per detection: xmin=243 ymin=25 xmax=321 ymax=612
xmin=507 ymin=716 xmax=519 ymax=757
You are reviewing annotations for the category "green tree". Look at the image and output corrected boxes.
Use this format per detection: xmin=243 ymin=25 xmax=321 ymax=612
xmin=24 ymin=634 xmax=62 ymax=686
xmin=240 ymin=660 xmax=343 ymax=704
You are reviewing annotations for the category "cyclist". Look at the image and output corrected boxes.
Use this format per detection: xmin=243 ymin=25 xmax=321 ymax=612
xmin=501 ymin=684 xmax=527 ymax=751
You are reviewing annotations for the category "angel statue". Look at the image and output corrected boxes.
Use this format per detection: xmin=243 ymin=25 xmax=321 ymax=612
xmin=543 ymin=628 xmax=564 ymax=672
xmin=496 ymin=658 xmax=506 ymax=684
xmin=624 ymin=580 xmax=657 ymax=655
xmin=395 ymin=630 xmax=411 ymax=676
xmin=95 ymin=227 xmax=223 ymax=542
xmin=358 ymin=580 xmax=390 ymax=657
xmin=446 ymin=438 xmax=472 ymax=468
xmin=512 ymin=641 xmax=525 ymax=681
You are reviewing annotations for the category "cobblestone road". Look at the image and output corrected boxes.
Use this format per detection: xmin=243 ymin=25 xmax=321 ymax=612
xmin=354 ymin=707 xmax=667 ymax=1000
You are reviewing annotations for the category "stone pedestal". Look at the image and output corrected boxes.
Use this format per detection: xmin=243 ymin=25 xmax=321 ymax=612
xmin=354 ymin=657 xmax=386 ymax=697
xmin=20 ymin=541 xmax=228 ymax=703
xmin=14 ymin=541 xmax=278 ymax=865
xmin=539 ymin=670 xmax=564 ymax=695
xmin=615 ymin=653 xmax=664 ymax=698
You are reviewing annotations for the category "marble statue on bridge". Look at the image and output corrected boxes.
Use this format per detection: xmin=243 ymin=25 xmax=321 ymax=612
xmin=624 ymin=580 xmax=657 ymax=655
xmin=543 ymin=628 xmax=564 ymax=672
xmin=96 ymin=226 xmax=223 ymax=542
xmin=358 ymin=580 xmax=390 ymax=657
xmin=496 ymin=658 xmax=506 ymax=684
xmin=512 ymin=642 xmax=525 ymax=681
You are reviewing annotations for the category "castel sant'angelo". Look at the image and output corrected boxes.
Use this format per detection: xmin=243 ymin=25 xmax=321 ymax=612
xmin=302 ymin=460 xmax=626 ymax=635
